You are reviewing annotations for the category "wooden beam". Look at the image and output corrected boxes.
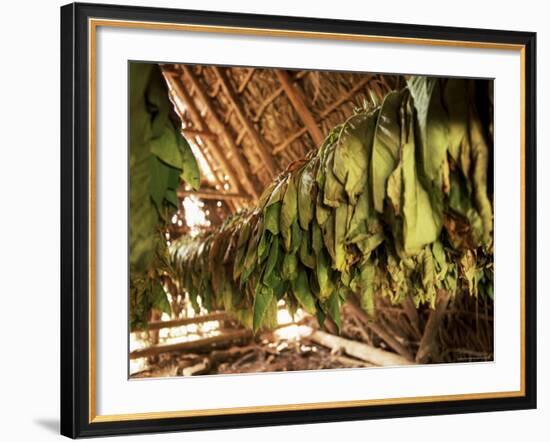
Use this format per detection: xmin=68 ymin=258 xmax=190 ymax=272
xmin=213 ymin=67 xmax=277 ymax=178
xmin=307 ymin=328 xmax=413 ymax=367
xmin=181 ymin=129 xmax=218 ymax=141
xmin=275 ymin=70 xmax=325 ymax=147
xmin=273 ymin=76 xmax=372 ymax=155
xmin=254 ymin=86 xmax=283 ymax=122
xmin=165 ymin=72 xmax=245 ymax=201
xmin=319 ymin=76 xmax=372 ymax=118
xmin=137 ymin=312 xmax=230 ymax=331
xmin=182 ymin=66 xmax=260 ymax=199
xmin=177 ymin=189 xmax=252 ymax=201
xmin=237 ymin=68 xmax=256 ymax=93
xmin=130 ymin=329 xmax=252 ymax=359
xmin=273 ymin=127 xmax=307 ymax=154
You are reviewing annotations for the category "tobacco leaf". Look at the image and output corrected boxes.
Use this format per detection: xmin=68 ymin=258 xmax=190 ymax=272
xmin=297 ymin=162 xmax=316 ymax=230
xmin=253 ymin=284 xmax=274 ymax=332
xmin=401 ymin=97 xmax=442 ymax=254
xmin=291 ymin=268 xmax=317 ymax=315
xmin=372 ymin=91 xmax=402 ymax=212
xmin=281 ymin=177 xmax=298 ymax=251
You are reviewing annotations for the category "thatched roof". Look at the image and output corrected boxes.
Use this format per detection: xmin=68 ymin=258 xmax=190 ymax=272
xmin=161 ymin=64 xmax=402 ymax=233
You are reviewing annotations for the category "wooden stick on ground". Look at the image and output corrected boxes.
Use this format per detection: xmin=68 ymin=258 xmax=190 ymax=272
xmin=130 ymin=329 xmax=252 ymax=359
xmin=307 ymin=328 xmax=412 ymax=367
xmin=181 ymin=360 xmax=210 ymax=376
xmin=416 ymin=290 xmax=451 ymax=363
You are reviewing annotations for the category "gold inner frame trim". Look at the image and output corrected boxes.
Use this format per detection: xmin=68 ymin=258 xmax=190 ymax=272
xmin=88 ymin=17 xmax=527 ymax=424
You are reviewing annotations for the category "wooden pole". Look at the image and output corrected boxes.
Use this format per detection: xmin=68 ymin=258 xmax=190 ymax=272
xmin=237 ymin=68 xmax=256 ymax=93
xmin=177 ymin=189 xmax=251 ymax=202
xmin=307 ymin=328 xmax=413 ymax=367
xmin=181 ymin=129 xmax=218 ymax=141
xmin=182 ymin=66 xmax=260 ymax=199
xmin=275 ymin=70 xmax=325 ymax=147
xmin=136 ymin=312 xmax=230 ymax=332
xmin=213 ymin=67 xmax=277 ymax=178
xmin=319 ymin=76 xmax=372 ymax=118
xmin=130 ymin=329 xmax=252 ymax=359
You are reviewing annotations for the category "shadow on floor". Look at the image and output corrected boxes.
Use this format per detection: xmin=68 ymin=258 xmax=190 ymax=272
xmin=34 ymin=418 xmax=59 ymax=434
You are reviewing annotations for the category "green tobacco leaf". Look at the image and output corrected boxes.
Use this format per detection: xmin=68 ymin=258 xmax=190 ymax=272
xmin=359 ymin=260 xmax=375 ymax=316
xmin=151 ymin=123 xmax=183 ymax=169
xmin=299 ymin=232 xmax=315 ymax=269
xmin=312 ymin=222 xmax=323 ymax=256
xmin=253 ymin=284 xmax=274 ymax=332
xmin=129 ymin=63 xmax=154 ymax=109
xmin=334 ymin=204 xmax=348 ymax=271
xmin=290 ymin=219 xmax=302 ymax=254
xmin=316 ymin=249 xmax=334 ymax=301
xmin=372 ymin=91 xmax=402 ymax=212
xmin=334 ymin=113 xmax=376 ymax=204
xmin=149 ymin=155 xmax=170 ymax=210
xmin=292 ymin=269 xmax=317 ymax=315
xmin=448 ymin=171 xmax=484 ymax=245
xmin=264 ymin=202 xmax=281 ymax=235
xmin=327 ymin=291 xmax=341 ymax=332
xmin=444 ymin=79 xmax=469 ymax=163
xmin=152 ymin=281 xmax=171 ymax=315
xmin=469 ymin=111 xmax=493 ymax=244
xmin=346 ymin=191 xmax=368 ymax=242
xmin=402 ymin=98 xmax=442 ymax=254
xmin=323 ymin=150 xmax=345 ymax=207
xmin=386 ymin=163 xmax=403 ymax=214
xmin=257 ymin=230 xmax=272 ymax=264
xmin=315 ymin=197 xmax=330 ymax=226
xmin=321 ymin=212 xmax=336 ymax=261
xmin=297 ymin=163 xmax=315 ymax=230
xmin=407 ymin=76 xmax=449 ymax=184
xmin=263 ymin=236 xmax=280 ymax=282
xmin=146 ymin=66 xmax=171 ymax=138
xmin=282 ymin=253 xmax=298 ymax=281
xmin=165 ymin=189 xmax=178 ymax=208
xmin=281 ymin=177 xmax=298 ymax=251
xmin=179 ymin=134 xmax=201 ymax=190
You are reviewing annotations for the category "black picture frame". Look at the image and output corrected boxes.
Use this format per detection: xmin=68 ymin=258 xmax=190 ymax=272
xmin=61 ymin=2 xmax=537 ymax=438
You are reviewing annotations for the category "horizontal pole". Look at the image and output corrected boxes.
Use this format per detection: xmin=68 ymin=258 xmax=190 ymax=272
xmin=181 ymin=129 xmax=218 ymax=141
xmin=137 ymin=312 xmax=230 ymax=332
xmin=176 ymin=189 xmax=252 ymax=201
xmin=130 ymin=329 xmax=252 ymax=359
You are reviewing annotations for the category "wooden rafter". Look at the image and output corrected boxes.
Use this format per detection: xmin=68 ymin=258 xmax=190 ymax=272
xmin=213 ymin=66 xmax=277 ymax=178
xmin=237 ymin=68 xmax=256 ymax=93
xmin=177 ymin=189 xmax=251 ymax=201
xmin=181 ymin=129 xmax=218 ymax=141
xmin=273 ymin=127 xmax=307 ymax=155
xmin=319 ymin=76 xmax=372 ymax=118
xmin=181 ymin=67 xmax=261 ymax=200
xmin=254 ymin=86 xmax=283 ymax=122
xmin=275 ymin=69 xmax=325 ymax=147
xmin=273 ymin=77 xmax=373 ymax=155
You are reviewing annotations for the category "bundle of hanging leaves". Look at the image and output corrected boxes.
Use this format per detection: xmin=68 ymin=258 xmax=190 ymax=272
xmin=169 ymin=76 xmax=494 ymax=333
xmin=129 ymin=63 xmax=200 ymax=330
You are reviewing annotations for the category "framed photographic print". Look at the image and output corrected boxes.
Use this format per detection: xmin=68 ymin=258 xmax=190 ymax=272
xmin=60 ymin=2 xmax=537 ymax=438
